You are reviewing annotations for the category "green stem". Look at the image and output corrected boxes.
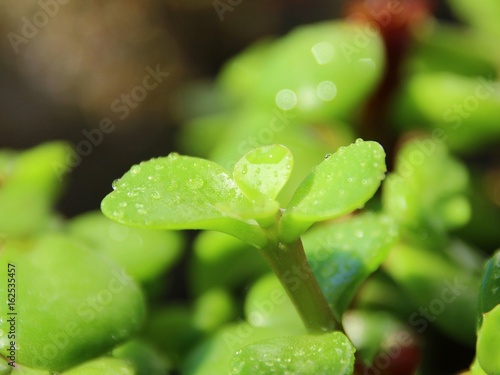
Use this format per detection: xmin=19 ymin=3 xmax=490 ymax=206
xmin=259 ymin=238 xmax=339 ymax=333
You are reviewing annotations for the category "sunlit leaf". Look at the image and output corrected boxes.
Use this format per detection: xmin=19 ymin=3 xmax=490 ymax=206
xmin=233 ymin=145 xmax=293 ymax=202
xmin=230 ymin=332 xmax=355 ymax=375
xmin=280 ymin=140 xmax=386 ymax=243
xmin=101 ymin=153 xmax=268 ymax=248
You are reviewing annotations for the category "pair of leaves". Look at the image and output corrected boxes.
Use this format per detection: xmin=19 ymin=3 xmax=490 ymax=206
xmin=101 ymin=140 xmax=386 ymax=247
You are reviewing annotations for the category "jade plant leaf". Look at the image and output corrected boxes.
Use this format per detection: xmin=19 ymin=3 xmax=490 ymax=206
xmin=188 ymin=231 xmax=269 ymax=295
xmin=0 ymin=142 xmax=71 ymax=237
xmin=229 ymin=332 xmax=355 ymax=375
xmin=233 ymin=145 xmax=293 ymax=202
xmin=67 ymin=211 xmax=184 ymax=282
xmin=62 ymin=357 xmax=134 ymax=375
xmin=0 ymin=234 xmax=145 ymax=371
xmin=478 ymin=250 xmax=500 ymax=327
xmin=280 ymin=139 xmax=386 ymax=243
xmin=302 ymin=213 xmax=399 ymax=320
xmin=112 ymin=339 xmax=173 ymax=375
xmin=383 ymin=243 xmax=480 ymax=345
xmin=383 ymin=137 xmax=470 ymax=232
xmin=243 ymin=273 xmax=304 ymax=332
xmin=101 ymin=153 xmax=268 ymax=248
xmin=182 ymin=323 xmax=290 ymax=375
xmin=476 ymin=304 xmax=500 ymax=375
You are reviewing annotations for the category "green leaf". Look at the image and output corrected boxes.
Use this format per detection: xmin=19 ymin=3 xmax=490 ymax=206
xmin=477 ymin=304 xmax=500 ymax=375
xmin=478 ymin=250 xmax=500 ymax=328
xmin=188 ymin=231 xmax=269 ymax=295
xmin=67 ymin=211 xmax=184 ymax=282
xmin=280 ymin=140 xmax=386 ymax=243
xmin=113 ymin=339 xmax=173 ymax=375
xmin=230 ymin=332 xmax=355 ymax=375
xmin=62 ymin=357 xmax=134 ymax=375
xmin=244 ymin=273 xmax=305 ymax=332
xmin=302 ymin=213 xmax=398 ymax=320
xmin=0 ymin=234 xmax=145 ymax=371
xmin=383 ymin=243 xmax=480 ymax=345
xmin=0 ymin=358 xmax=11 ymax=375
xmin=101 ymin=153 xmax=268 ymax=248
xmin=233 ymin=145 xmax=293 ymax=202
xmin=0 ymin=142 xmax=71 ymax=237
xmin=383 ymin=137 xmax=470 ymax=231
xmin=182 ymin=323 xmax=289 ymax=375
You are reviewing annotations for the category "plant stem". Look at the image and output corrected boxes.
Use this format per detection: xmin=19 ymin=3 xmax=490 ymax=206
xmin=259 ymin=238 xmax=339 ymax=333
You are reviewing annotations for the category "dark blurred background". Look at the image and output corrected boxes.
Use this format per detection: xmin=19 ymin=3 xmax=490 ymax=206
xmin=0 ymin=0 xmax=454 ymax=218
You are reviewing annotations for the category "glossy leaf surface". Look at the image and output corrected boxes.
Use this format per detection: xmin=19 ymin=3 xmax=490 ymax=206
xmin=230 ymin=332 xmax=355 ymax=375
xmin=233 ymin=145 xmax=293 ymax=202
xmin=302 ymin=213 xmax=398 ymax=319
xmin=101 ymin=154 xmax=268 ymax=247
xmin=280 ymin=140 xmax=386 ymax=242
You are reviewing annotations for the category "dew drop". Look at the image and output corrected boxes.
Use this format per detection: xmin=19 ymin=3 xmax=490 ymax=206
xmin=373 ymin=162 xmax=379 ymax=168
xmin=347 ymin=176 xmax=353 ymax=183
xmin=126 ymin=191 xmax=139 ymax=197
xmin=118 ymin=202 xmax=127 ymax=208
xmin=275 ymin=89 xmax=298 ymax=111
xmin=188 ymin=176 xmax=204 ymax=190
xmin=154 ymin=164 xmax=164 ymax=171
xmin=355 ymin=138 xmax=364 ymax=144
xmin=112 ymin=179 xmax=120 ymax=190
xmin=168 ymin=152 xmax=180 ymax=160
xmin=339 ymin=189 xmax=345 ymax=195
xmin=152 ymin=191 xmax=161 ymax=199
xmin=241 ymin=164 xmax=248 ymax=175
xmin=361 ymin=179 xmax=368 ymax=185
xmin=316 ymin=80 xmax=337 ymax=101
xmin=138 ymin=209 xmax=147 ymax=215
xmin=112 ymin=210 xmax=124 ymax=219
xmin=355 ymin=229 xmax=364 ymax=238
xmin=324 ymin=153 xmax=331 ymax=159
xmin=130 ymin=165 xmax=141 ymax=175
